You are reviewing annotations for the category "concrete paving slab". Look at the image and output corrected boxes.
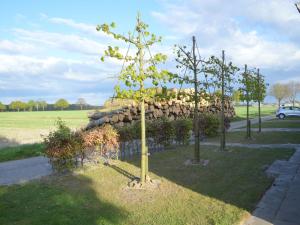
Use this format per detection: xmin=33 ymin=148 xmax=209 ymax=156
xmin=244 ymin=147 xmax=300 ymax=225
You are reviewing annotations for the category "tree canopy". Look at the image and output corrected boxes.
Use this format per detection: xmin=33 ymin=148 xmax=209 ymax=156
xmin=54 ymin=99 xmax=69 ymax=110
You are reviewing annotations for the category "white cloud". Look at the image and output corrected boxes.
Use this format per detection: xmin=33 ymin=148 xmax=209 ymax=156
xmin=13 ymin=28 xmax=107 ymax=56
xmin=0 ymin=40 xmax=37 ymax=54
xmin=152 ymin=0 xmax=300 ymax=70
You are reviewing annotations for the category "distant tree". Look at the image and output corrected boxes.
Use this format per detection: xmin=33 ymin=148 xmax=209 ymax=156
xmin=286 ymin=81 xmax=300 ymax=107
xmin=27 ymin=100 xmax=36 ymax=111
xmin=39 ymin=100 xmax=48 ymax=111
xmin=20 ymin=102 xmax=27 ymax=111
xmin=55 ymin=99 xmax=69 ymax=110
xmin=269 ymin=83 xmax=289 ymax=107
xmin=0 ymin=102 xmax=6 ymax=111
xmin=232 ymin=90 xmax=241 ymax=105
xmin=9 ymin=101 xmax=26 ymax=112
xmin=76 ymin=98 xmax=87 ymax=110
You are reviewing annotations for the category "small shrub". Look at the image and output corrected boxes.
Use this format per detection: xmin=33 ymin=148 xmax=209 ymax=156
xmin=198 ymin=113 xmax=220 ymax=137
xmin=82 ymin=124 xmax=119 ymax=159
xmin=173 ymin=119 xmax=193 ymax=145
xmin=44 ymin=119 xmax=82 ymax=170
xmin=153 ymin=117 xmax=175 ymax=147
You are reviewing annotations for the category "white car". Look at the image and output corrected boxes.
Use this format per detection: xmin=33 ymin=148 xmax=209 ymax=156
xmin=276 ymin=106 xmax=300 ymax=119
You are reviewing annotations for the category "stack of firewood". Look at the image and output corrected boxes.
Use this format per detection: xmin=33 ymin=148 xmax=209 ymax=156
xmin=87 ymin=89 xmax=235 ymax=129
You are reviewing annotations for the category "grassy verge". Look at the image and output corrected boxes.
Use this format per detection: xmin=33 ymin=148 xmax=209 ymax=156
xmin=0 ymin=145 xmax=294 ymax=225
xmin=0 ymin=143 xmax=45 ymax=162
xmin=252 ymin=118 xmax=300 ymax=128
xmin=232 ymin=105 xmax=276 ymax=122
xmin=207 ymin=131 xmax=300 ymax=144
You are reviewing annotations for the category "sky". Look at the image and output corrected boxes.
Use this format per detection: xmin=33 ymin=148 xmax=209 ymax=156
xmin=0 ymin=0 xmax=300 ymax=105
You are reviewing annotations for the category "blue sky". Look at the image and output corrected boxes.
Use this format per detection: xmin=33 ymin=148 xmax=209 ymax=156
xmin=0 ymin=0 xmax=300 ymax=105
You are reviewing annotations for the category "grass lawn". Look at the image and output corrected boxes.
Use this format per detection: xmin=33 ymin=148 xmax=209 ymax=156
xmin=232 ymin=105 xmax=277 ymax=122
xmin=0 ymin=145 xmax=294 ymax=225
xmin=207 ymin=131 xmax=300 ymax=144
xmin=252 ymin=118 xmax=300 ymax=128
xmin=0 ymin=144 xmax=45 ymax=162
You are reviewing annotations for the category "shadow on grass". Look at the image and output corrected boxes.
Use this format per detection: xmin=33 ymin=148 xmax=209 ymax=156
xmin=106 ymin=164 xmax=138 ymax=180
xmin=0 ymin=135 xmax=19 ymax=149
xmin=122 ymin=145 xmax=293 ymax=222
xmin=0 ymin=174 xmax=128 ymax=225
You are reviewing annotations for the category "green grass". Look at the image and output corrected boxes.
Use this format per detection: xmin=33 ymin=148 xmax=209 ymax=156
xmin=232 ymin=105 xmax=277 ymax=122
xmin=252 ymin=118 xmax=300 ymax=128
xmin=0 ymin=145 xmax=294 ymax=225
xmin=0 ymin=110 xmax=92 ymax=129
xmin=208 ymin=131 xmax=300 ymax=144
xmin=0 ymin=144 xmax=45 ymax=162
xmin=0 ymin=110 xmax=94 ymax=145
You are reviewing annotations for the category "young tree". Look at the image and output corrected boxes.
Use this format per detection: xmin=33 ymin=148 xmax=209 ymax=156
xmin=269 ymin=83 xmax=289 ymax=107
xmin=76 ymin=98 xmax=87 ymax=110
xmin=174 ymin=36 xmax=204 ymax=163
xmin=97 ymin=13 xmax=174 ymax=184
xmin=0 ymin=102 xmax=6 ymax=111
xmin=55 ymin=99 xmax=69 ymax=110
xmin=253 ymin=69 xmax=267 ymax=132
xmin=204 ymin=51 xmax=239 ymax=150
xmin=286 ymin=81 xmax=300 ymax=107
xmin=239 ymin=65 xmax=256 ymax=139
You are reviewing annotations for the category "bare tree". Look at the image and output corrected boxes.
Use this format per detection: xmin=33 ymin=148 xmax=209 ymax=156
xmin=286 ymin=81 xmax=300 ymax=107
xmin=269 ymin=83 xmax=289 ymax=107
xmin=76 ymin=98 xmax=87 ymax=110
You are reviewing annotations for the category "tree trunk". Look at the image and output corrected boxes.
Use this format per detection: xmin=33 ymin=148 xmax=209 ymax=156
xmin=192 ymin=36 xmax=200 ymax=161
xmin=220 ymin=50 xmax=226 ymax=151
xmin=257 ymin=68 xmax=261 ymax=133
xmin=245 ymin=64 xmax=251 ymax=139
xmin=137 ymin=15 xmax=148 ymax=183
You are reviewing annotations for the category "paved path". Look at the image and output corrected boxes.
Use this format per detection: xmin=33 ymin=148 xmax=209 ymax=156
xmin=0 ymin=156 xmax=52 ymax=185
xmin=244 ymin=146 xmax=300 ymax=225
xmin=229 ymin=115 xmax=275 ymax=131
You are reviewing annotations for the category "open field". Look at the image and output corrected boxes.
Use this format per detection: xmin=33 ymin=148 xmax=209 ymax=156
xmin=0 ymin=145 xmax=294 ymax=225
xmin=0 ymin=110 xmax=91 ymax=129
xmin=0 ymin=110 xmax=92 ymax=146
xmin=232 ymin=105 xmax=277 ymax=121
